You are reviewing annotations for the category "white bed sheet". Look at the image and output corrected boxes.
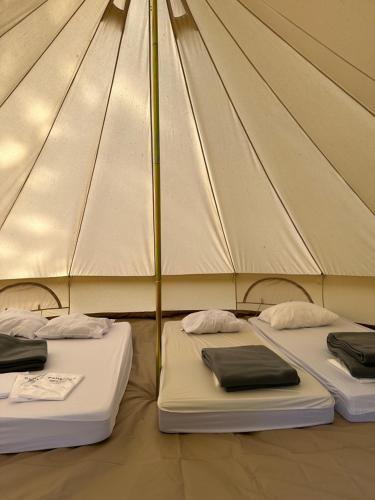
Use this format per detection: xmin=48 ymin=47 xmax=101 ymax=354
xmin=0 ymin=322 xmax=132 ymax=453
xmin=158 ymin=321 xmax=334 ymax=433
xmin=250 ymin=317 xmax=375 ymax=422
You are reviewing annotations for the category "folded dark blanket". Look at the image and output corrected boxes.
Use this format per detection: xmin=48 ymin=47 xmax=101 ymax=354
xmin=327 ymin=332 xmax=375 ymax=366
xmin=0 ymin=333 xmax=47 ymax=373
xmin=201 ymin=345 xmax=300 ymax=392
xmin=328 ymin=345 xmax=375 ymax=378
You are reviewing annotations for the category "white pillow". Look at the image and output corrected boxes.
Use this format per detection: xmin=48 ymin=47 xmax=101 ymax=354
xmin=182 ymin=310 xmax=241 ymax=334
xmin=35 ymin=313 xmax=114 ymax=339
xmin=258 ymin=301 xmax=338 ymax=330
xmin=0 ymin=308 xmax=48 ymax=339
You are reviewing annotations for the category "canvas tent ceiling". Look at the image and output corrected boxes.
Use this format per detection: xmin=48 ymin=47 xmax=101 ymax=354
xmin=0 ymin=0 xmax=374 ymax=321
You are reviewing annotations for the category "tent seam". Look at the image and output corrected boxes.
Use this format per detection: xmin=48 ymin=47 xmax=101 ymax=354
xmin=234 ymin=0 xmax=375 ymax=117
xmin=0 ymin=0 xmax=50 ymax=38
xmin=186 ymin=0 xmax=323 ymax=275
xmin=208 ymin=0 xmax=375 ymax=216
xmin=0 ymin=3 xmax=109 ymax=235
xmin=0 ymin=0 xmax=88 ymax=108
xmin=166 ymin=0 xmax=236 ymax=274
xmin=246 ymin=0 xmax=375 ymax=82
xmin=68 ymin=2 xmax=130 ymax=277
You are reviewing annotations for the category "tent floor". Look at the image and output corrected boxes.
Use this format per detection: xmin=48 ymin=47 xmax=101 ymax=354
xmin=1 ymin=317 xmax=375 ymax=500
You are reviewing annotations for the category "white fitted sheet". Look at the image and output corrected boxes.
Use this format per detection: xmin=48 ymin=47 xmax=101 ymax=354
xmin=250 ymin=317 xmax=375 ymax=422
xmin=158 ymin=321 xmax=334 ymax=432
xmin=0 ymin=322 xmax=132 ymax=453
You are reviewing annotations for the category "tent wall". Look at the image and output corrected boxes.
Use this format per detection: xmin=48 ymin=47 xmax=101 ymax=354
xmin=0 ymin=0 xmax=47 ymax=36
xmin=184 ymin=0 xmax=375 ymax=277
xmin=1 ymin=275 xmax=374 ymax=326
xmin=0 ymin=276 xmax=235 ymax=313
xmin=70 ymin=0 xmax=154 ymax=277
xmin=0 ymin=0 xmax=109 ymax=231
xmin=69 ymin=277 xmax=155 ymax=313
xmin=236 ymin=274 xmax=324 ymax=310
xmin=0 ymin=0 xmax=86 ymax=105
xmin=323 ymin=277 xmax=375 ymax=326
xmin=162 ymin=275 xmax=236 ymax=311
xmin=70 ymin=275 xmax=235 ymax=312
xmin=0 ymin=1 xmax=374 ymax=325
xmin=237 ymin=274 xmax=375 ymax=325
xmin=168 ymin=0 xmax=320 ymax=276
xmin=238 ymin=0 xmax=375 ymax=114
xmin=0 ymin=277 xmax=69 ymax=313
xmin=0 ymin=4 xmax=124 ymax=279
xmin=204 ymin=0 xmax=375 ymax=215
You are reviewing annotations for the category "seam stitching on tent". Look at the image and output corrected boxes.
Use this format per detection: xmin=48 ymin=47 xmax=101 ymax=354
xmin=235 ymin=0 xmax=375 ymax=117
xmin=0 ymin=4 xmax=110 ymax=236
xmin=166 ymin=0 xmax=236 ymax=275
xmin=186 ymin=0 xmax=323 ymax=275
xmin=0 ymin=0 xmax=88 ymax=108
xmin=69 ymin=2 xmax=130 ymax=277
xmin=252 ymin=0 xmax=375 ymax=82
xmin=0 ymin=0 xmax=50 ymax=38
xmin=208 ymin=0 xmax=375 ymax=216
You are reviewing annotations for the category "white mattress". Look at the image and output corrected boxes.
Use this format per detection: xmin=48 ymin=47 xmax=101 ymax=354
xmin=250 ymin=317 xmax=375 ymax=422
xmin=158 ymin=321 xmax=334 ymax=433
xmin=0 ymin=322 xmax=132 ymax=453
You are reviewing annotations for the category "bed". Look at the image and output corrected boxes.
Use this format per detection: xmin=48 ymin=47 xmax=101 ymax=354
xmin=158 ymin=320 xmax=334 ymax=433
xmin=250 ymin=316 xmax=375 ymax=422
xmin=0 ymin=322 xmax=132 ymax=453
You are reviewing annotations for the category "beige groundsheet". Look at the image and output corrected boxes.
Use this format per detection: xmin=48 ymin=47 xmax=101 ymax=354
xmin=1 ymin=318 xmax=375 ymax=500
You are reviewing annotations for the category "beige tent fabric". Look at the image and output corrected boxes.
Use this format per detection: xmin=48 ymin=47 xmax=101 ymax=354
xmin=258 ymin=0 xmax=375 ymax=80
xmin=0 ymin=0 xmax=84 ymax=106
xmin=170 ymin=4 xmax=319 ymax=275
xmin=0 ymin=0 xmax=374 ymax=312
xmin=71 ymin=0 xmax=154 ymax=277
xmin=239 ymin=0 xmax=375 ymax=114
xmin=0 ymin=0 xmax=108 ymax=227
xmin=0 ymin=6 xmax=124 ymax=279
xmin=186 ymin=0 xmax=375 ymax=276
xmin=1 ymin=318 xmax=375 ymax=500
xmin=0 ymin=0 xmax=47 ymax=36
xmin=159 ymin=0 xmax=233 ymax=275
xmin=208 ymin=0 xmax=375 ymax=215
xmin=72 ymin=0 xmax=234 ymax=277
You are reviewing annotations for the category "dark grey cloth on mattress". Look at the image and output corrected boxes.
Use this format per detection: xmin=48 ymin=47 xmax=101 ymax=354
xmin=201 ymin=345 xmax=300 ymax=392
xmin=0 ymin=333 xmax=47 ymax=373
xmin=328 ymin=345 xmax=375 ymax=378
xmin=327 ymin=332 xmax=375 ymax=366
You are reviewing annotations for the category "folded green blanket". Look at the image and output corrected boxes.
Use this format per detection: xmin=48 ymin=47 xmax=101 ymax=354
xmin=201 ymin=345 xmax=300 ymax=392
xmin=327 ymin=332 xmax=375 ymax=366
xmin=0 ymin=333 xmax=47 ymax=373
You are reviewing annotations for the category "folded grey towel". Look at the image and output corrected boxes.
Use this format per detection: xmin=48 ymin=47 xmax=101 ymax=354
xmin=0 ymin=334 xmax=47 ymax=373
xmin=327 ymin=332 xmax=375 ymax=366
xmin=201 ymin=345 xmax=300 ymax=392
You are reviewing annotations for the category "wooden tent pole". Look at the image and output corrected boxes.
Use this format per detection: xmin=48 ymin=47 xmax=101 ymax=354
xmin=151 ymin=0 xmax=162 ymax=397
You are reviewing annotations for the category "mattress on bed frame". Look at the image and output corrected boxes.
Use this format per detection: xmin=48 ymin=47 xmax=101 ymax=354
xmin=158 ymin=321 xmax=334 ymax=433
xmin=250 ymin=317 xmax=375 ymax=422
xmin=0 ymin=322 xmax=132 ymax=454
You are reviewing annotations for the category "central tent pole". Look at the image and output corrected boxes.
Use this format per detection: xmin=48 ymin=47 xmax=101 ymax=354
xmin=151 ymin=0 xmax=162 ymax=396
